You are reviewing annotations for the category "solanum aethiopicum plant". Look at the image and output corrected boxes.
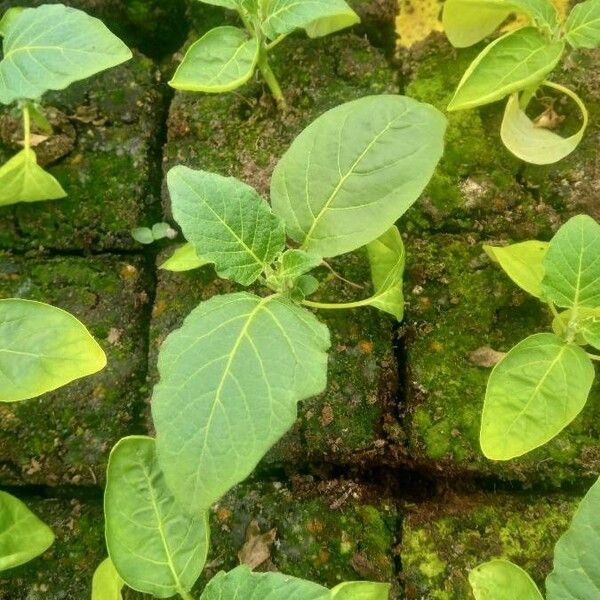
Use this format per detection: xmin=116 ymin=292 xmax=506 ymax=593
xmin=480 ymin=215 xmax=600 ymax=461
xmin=0 ymin=4 xmax=132 ymax=206
xmin=442 ymin=0 xmax=600 ymax=164
xmin=98 ymin=95 xmax=446 ymax=600
xmin=0 ymin=299 xmax=106 ymax=571
xmin=169 ymin=0 xmax=359 ymax=109
xmin=469 ymin=475 xmax=600 ymax=600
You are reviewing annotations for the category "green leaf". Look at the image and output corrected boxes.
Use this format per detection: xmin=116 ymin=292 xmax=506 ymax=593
xmin=169 ymin=26 xmax=259 ymax=93
xmin=292 ymin=275 xmax=320 ymax=300
xmin=469 ymin=560 xmax=543 ymax=600
xmin=447 ymin=28 xmax=564 ymax=111
xmin=0 ymin=8 xmax=24 ymax=37
xmin=442 ymin=0 xmax=559 ymax=47
xmin=131 ymin=227 xmax=154 ymax=244
xmin=364 ymin=225 xmax=405 ymax=321
xmin=483 ymin=240 xmax=549 ymax=299
xmin=0 ymin=299 xmax=106 ymax=403
xmin=152 ymin=292 xmax=330 ymax=510
xmin=330 ymin=581 xmax=391 ymax=600
xmin=0 ymin=4 xmax=132 ymax=105
xmin=261 ymin=0 xmax=360 ymax=39
xmin=268 ymin=250 xmax=322 ymax=293
xmin=565 ymin=0 xmax=600 ymax=49
xmin=0 ymin=149 xmax=66 ymax=206
xmin=542 ymin=215 xmax=600 ymax=310
xmin=480 ymin=333 xmax=594 ymax=460
xmin=160 ymin=243 xmax=211 ymax=272
xmin=197 ymin=0 xmax=240 ymax=7
xmin=152 ymin=222 xmax=173 ymax=240
xmin=546 ymin=476 xmax=600 ymax=599
xmin=92 ymin=558 xmax=124 ymax=600
xmin=580 ymin=316 xmax=600 ymax=350
xmin=168 ymin=166 xmax=285 ymax=285
xmin=200 ymin=565 xmax=330 ymax=600
xmin=104 ymin=436 xmax=210 ymax=598
xmin=271 ymin=95 xmax=446 ymax=258
xmin=0 ymin=491 xmax=54 ymax=571
xmin=501 ymin=84 xmax=588 ymax=165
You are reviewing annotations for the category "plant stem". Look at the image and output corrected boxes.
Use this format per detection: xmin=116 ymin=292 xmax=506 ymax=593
xmin=586 ymin=352 xmax=600 ymax=362
xmin=22 ymin=102 xmax=31 ymax=151
xmin=321 ymin=260 xmax=364 ymax=290
xmin=302 ymin=298 xmax=373 ymax=311
xmin=265 ymin=34 xmax=287 ymax=50
xmin=178 ymin=588 xmax=196 ymax=600
xmin=257 ymin=46 xmax=286 ymax=110
xmin=548 ymin=302 xmax=560 ymax=319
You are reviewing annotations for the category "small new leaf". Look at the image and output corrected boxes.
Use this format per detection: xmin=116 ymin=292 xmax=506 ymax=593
xmin=0 ymin=4 xmax=132 ymax=104
xmin=0 ymin=491 xmax=54 ymax=571
xmin=481 ymin=333 xmax=594 ymax=460
xmin=0 ymin=299 xmax=106 ymax=403
xmin=0 ymin=149 xmax=66 ymax=206
xmin=565 ymin=0 xmax=600 ymax=49
xmin=542 ymin=215 xmax=600 ymax=309
xmin=168 ymin=166 xmax=285 ymax=286
xmin=331 ymin=581 xmax=391 ymax=600
xmin=448 ymin=28 xmax=564 ymax=111
xmin=92 ymin=558 xmax=124 ymax=600
xmin=160 ymin=243 xmax=211 ymax=272
xmin=483 ymin=240 xmax=549 ymax=299
xmin=365 ymin=225 xmax=405 ymax=321
xmin=271 ymin=95 xmax=446 ymax=258
xmin=170 ymin=27 xmax=259 ymax=93
xmin=152 ymin=292 xmax=330 ymax=510
xmin=469 ymin=560 xmax=543 ymax=600
xmin=104 ymin=436 xmax=210 ymax=598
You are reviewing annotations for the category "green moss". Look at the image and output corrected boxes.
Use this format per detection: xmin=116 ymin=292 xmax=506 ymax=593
xmin=0 ymin=254 xmax=152 ymax=486
xmin=401 ymin=492 xmax=578 ymax=600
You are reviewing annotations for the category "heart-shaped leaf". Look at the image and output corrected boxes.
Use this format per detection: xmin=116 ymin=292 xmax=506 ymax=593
xmin=92 ymin=558 xmax=124 ymax=600
xmin=469 ymin=560 xmax=543 ymax=600
xmin=160 ymin=243 xmax=210 ymax=272
xmin=565 ymin=0 xmax=600 ymax=49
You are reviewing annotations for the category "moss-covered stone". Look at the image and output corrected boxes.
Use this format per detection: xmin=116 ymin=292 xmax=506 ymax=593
xmin=398 ymin=233 xmax=600 ymax=486
xmin=0 ymin=51 xmax=165 ymax=252
xmin=0 ymin=254 xmax=151 ymax=486
xmin=401 ymin=491 xmax=578 ymax=599
xmin=0 ymin=493 xmax=105 ymax=600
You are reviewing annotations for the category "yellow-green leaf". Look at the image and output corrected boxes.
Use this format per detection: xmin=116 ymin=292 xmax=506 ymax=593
xmin=331 ymin=581 xmax=391 ymax=600
xmin=160 ymin=243 xmax=211 ymax=272
xmin=92 ymin=558 xmax=124 ymax=600
xmin=565 ymin=0 xmax=600 ymax=49
xmin=0 ymin=149 xmax=66 ymax=207
xmin=483 ymin=240 xmax=549 ymax=298
xmin=0 ymin=299 xmax=106 ymax=403
xmin=169 ymin=26 xmax=259 ymax=93
xmin=470 ymin=560 xmax=543 ymax=600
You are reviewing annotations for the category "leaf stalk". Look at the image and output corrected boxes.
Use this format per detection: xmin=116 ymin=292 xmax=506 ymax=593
xmin=257 ymin=46 xmax=286 ymax=110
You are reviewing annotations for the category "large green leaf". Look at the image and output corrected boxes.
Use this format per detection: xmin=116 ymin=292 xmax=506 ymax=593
xmin=168 ymin=166 xmax=285 ymax=285
xmin=501 ymin=84 xmax=588 ymax=165
xmin=0 ymin=4 xmax=131 ymax=104
xmin=160 ymin=243 xmax=210 ymax=272
xmin=442 ymin=0 xmax=559 ymax=47
xmin=364 ymin=225 xmax=405 ymax=321
xmin=271 ymin=95 xmax=446 ymax=258
xmin=546 ymin=476 xmax=600 ymax=599
xmin=92 ymin=558 xmax=124 ymax=600
xmin=169 ymin=26 xmax=259 ymax=93
xmin=261 ymin=0 xmax=359 ymax=39
xmin=331 ymin=581 xmax=391 ymax=599
xmin=469 ymin=560 xmax=543 ymax=600
xmin=480 ymin=333 xmax=594 ymax=460
xmin=0 ymin=491 xmax=54 ymax=571
xmin=0 ymin=149 xmax=66 ymax=206
xmin=565 ymin=0 xmax=600 ymax=49
xmin=542 ymin=215 xmax=600 ymax=310
xmin=483 ymin=240 xmax=549 ymax=299
xmin=200 ymin=566 xmax=330 ymax=599
xmin=104 ymin=436 xmax=209 ymax=598
xmin=448 ymin=28 xmax=564 ymax=111
xmin=0 ymin=299 xmax=106 ymax=402
xmin=152 ymin=292 xmax=330 ymax=510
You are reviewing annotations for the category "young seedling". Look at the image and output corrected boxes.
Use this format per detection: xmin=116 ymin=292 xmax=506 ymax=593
xmin=0 ymin=4 xmax=132 ymax=207
xmin=169 ymin=0 xmax=360 ymax=109
xmin=443 ymin=0 xmax=600 ymax=164
xmin=132 ymin=222 xmax=178 ymax=245
xmin=480 ymin=214 xmax=600 ymax=461
xmin=469 ymin=474 xmax=600 ymax=599
xmin=98 ymin=95 xmax=446 ymax=599
xmin=0 ymin=298 xmax=106 ymax=570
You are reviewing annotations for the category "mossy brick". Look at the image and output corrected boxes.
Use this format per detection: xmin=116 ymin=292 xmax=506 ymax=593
xmin=398 ymin=233 xmax=600 ymax=486
xmin=0 ymin=51 xmax=164 ymax=252
xmin=197 ymin=478 xmax=400 ymax=598
xmin=0 ymin=0 xmax=188 ymax=58
xmin=0 ymin=493 xmax=106 ymax=600
xmin=149 ymin=246 xmax=400 ymax=468
xmin=400 ymin=34 xmax=568 ymax=239
xmin=401 ymin=491 xmax=579 ymax=600
xmin=0 ymin=254 xmax=151 ymax=487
